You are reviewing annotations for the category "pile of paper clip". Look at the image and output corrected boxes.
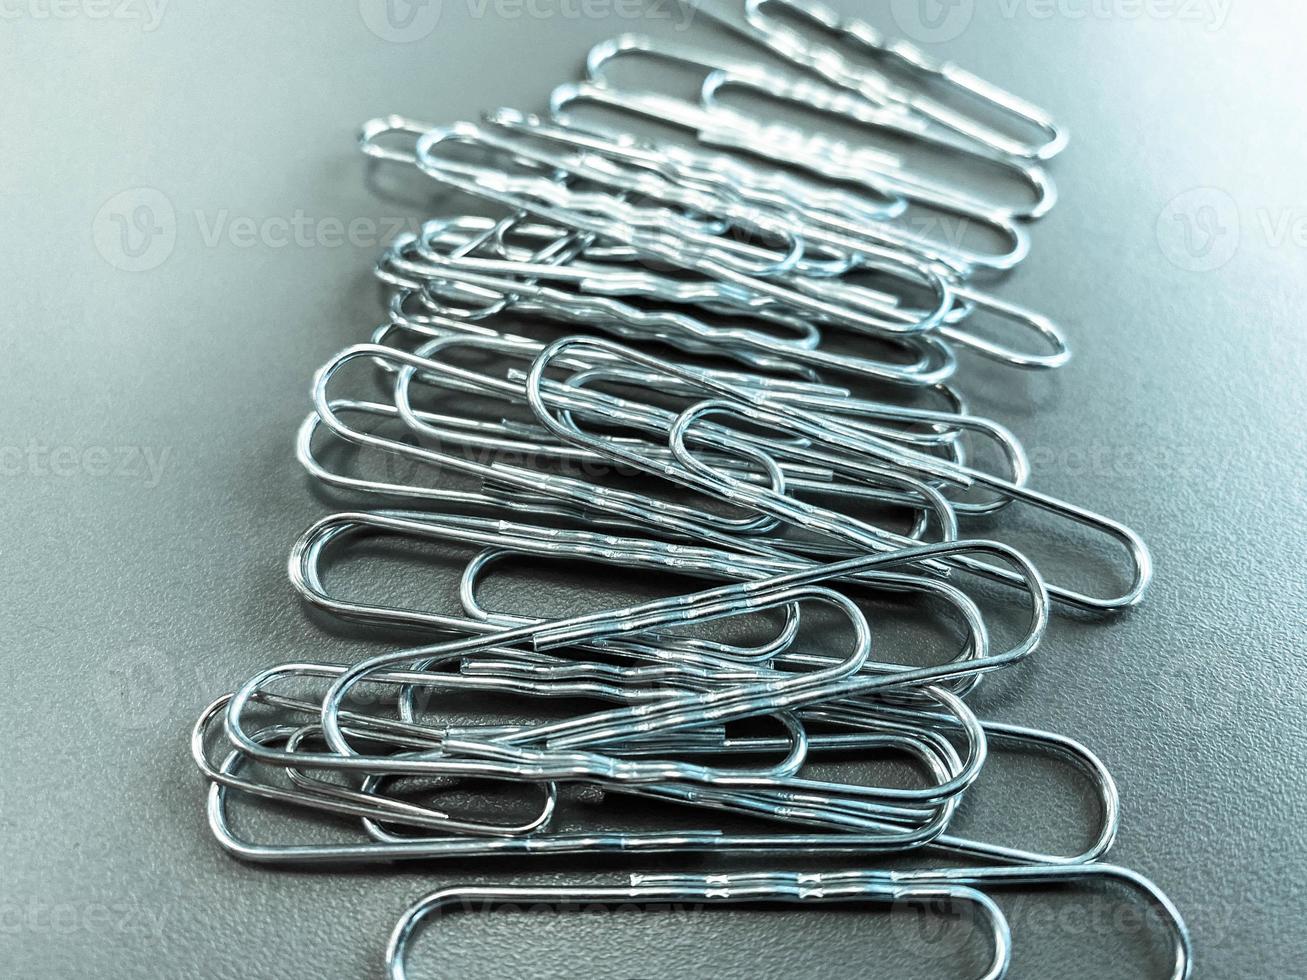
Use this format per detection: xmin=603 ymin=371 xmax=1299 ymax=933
xmin=192 ymin=2 xmax=1191 ymax=976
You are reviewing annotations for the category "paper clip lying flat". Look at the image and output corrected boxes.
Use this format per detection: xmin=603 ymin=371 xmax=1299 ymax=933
xmin=388 ymin=183 xmax=1069 ymax=372
xmin=301 ymin=334 xmax=1040 ymax=564
xmin=365 ymin=119 xmax=999 ymax=348
xmin=200 ymin=694 xmax=1120 ymax=868
xmin=480 ymin=108 xmax=1069 ymax=368
xmin=524 ymin=337 xmax=1151 ymax=610
xmin=294 ymin=331 xmax=1137 ymax=609
xmin=197 ymin=522 xmax=1122 ymax=866
xmin=581 ymin=33 xmax=1057 ymax=221
xmin=692 ymin=0 xmax=1070 ymax=161
xmin=379 ymin=104 xmax=1071 ymax=371
xmin=548 ymin=80 xmax=1031 ymax=275
xmin=386 ymin=866 xmax=1192 ymax=980
xmin=384 ymin=877 xmax=1014 ymax=980
xmin=362 ymin=116 xmax=1069 ymax=371
xmin=380 ymin=224 xmax=963 ymax=386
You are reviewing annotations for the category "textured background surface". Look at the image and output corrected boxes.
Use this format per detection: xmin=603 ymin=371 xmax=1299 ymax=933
xmin=2 ymin=1 xmax=1305 ymax=977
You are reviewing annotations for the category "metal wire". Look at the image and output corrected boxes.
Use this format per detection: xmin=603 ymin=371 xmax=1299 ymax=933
xmin=189 ymin=8 xmax=1189 ymax=977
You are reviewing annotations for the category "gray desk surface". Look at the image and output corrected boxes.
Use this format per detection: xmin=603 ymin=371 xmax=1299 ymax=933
xmin=2 ymin=2 xmax=1305 ymax=977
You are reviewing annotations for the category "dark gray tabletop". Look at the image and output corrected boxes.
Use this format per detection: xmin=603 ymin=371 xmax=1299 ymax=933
xmin=3 ymin=2 xmax=1305 ymax=977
